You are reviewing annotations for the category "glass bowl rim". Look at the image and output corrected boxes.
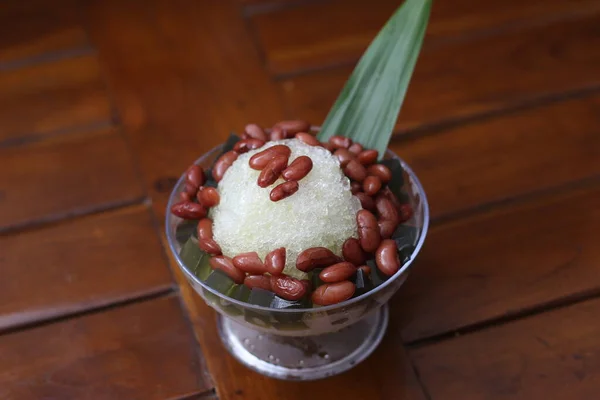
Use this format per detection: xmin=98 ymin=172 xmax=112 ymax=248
xmin=165 ymin=142 xmax=430 ymax=313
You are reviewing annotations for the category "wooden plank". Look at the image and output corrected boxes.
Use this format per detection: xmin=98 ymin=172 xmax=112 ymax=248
xmin=86 ymin=0 xmax=285 ymax=220
xmin=389 ymin=95 xmax=600 ymax=219
xmin=0 ymin=206 xmax=174 ymax=331
xmin=0 ymin=296 xmax=212 ymax=399
xmin=251 ymin=0 xmax=600 ymax=75
xmin=0 ymin=54 xmax=112 ymax=145
xmin=395 ymin=184 xmax=600 ymax=343
xmin=410 ymin=297 xmax=600 ymax=399
xmin=0 ymin=0 xmax=89 ymax=65
xmin=281 ymin=13 xmax=600 ymax=131
xmin=164 ymin=239 xmax=426 ymax=400
xmin=0 ymin=127 xmax=144 ymax=230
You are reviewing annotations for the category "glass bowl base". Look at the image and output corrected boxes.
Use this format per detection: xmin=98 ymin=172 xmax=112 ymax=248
xmin=217 ymin=304 xmax=389 ymax=381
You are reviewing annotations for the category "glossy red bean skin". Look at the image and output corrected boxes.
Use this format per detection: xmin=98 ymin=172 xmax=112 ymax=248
xmin=184 ymin=182 xmax=199 ymax=196
xmin=344 ymin=160 xmax=367 ymax=182
xmin=274 ymin=120 xmax=310 ymax=135
xmin=244 ymin=275 xmax=272 ymax=291
xmin=213 ymin=150 xmax=238 ymax=182
xmin=258 ymin=155 xmax=288 ymax=188
xmin=179 ymin=191 xmax=192 ymax=202
xmin=295 ymin=132 xmax=320 ymax=146
xmin=270 ymin=181 xmax=299 ymax=202
xmin=244 ymin=124 xmax=268 ymax=141
xmin=358 ymin=265 xmax=371 ymax=275
xmin=356 ymin=210 xmax=381 ymax=252
xmin=171 ymin=201 xmax=207 ymax=219
xmin=320 ymin=262 xmax=357 ymax=283
xmin=355 ymin=192 xmax=375 ymax=211
xmin=378 ymin=219 xmax=397 ymax=239
xmin=282 ymin=156 xmax=313 ymax=181
xmin=210 ymin=256 xmax=245 ymax=284
xmin=265 ymin=247 xmax=286 ymax=275
xmin=322 ymin=142 xmax=336 ymax=152
xmin=357 ymin=149 xmax=378 ymax=166
xmin=398 ymin=203 xmax=413 ymax=222
xmin=197 ymin=186 xmax=220 ymax=208
xmin=363 ymin=175 xmax=382 ymax=196
xmin=367 ymin=164 xmax=392 ymax=183
xmin=300 ymin=279 xmax=311 ymax=293
xmin=234 ymin=138 xmax=265 ymax=154
xmin=270 ymin=275 xmax=307 ymax=300
xmin=312 ymin=281 xmax=356 ymax=305
xmin=198 ymin=238 xmax=222 ymax=255
xmin=334 ymin=148 xmax=354 ymax=165
xmin=342 ymin=238 xmax=367 ymax=265
xmin=296 ymin=247 xmax=341 ymax=272
xmin=375 ymin=194 xmax=399 ymax=223
xmin=348 ymin=142 xmax=364 ymax=155
xmin=186 ymin=165 xmax=205 ymax=188
xmin=270 ymin=126 xmax=286 ymax=141
xmin=233 ymin=252 xmax=267 ymax=274
xmin=197 ymin=218 xmax=214 ymax=240
xmin=350 ymin=182 xmax=362 ymax=194
xmin=376 ymin=239 xmax=401 ymax=276
xmin=249 ymin=145 xmax=291 ymax=170
xmin=329 ymin=135 xmax=352 ymax=149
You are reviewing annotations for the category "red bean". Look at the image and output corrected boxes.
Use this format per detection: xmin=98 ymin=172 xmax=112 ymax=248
xmin=270 ymin=275 xmax=307 ymax=300
xmin=375 ymin=239 xmax=401 ymax=276
xmin=233 ymin=252 xmax=267 ymax=274
xmin=179 ymin=191 xmax=192 ymax=202
xmin=378 ymin=219 xmax=397 ymax=239
xmin=171 ymin=201 xmax=207 ymax=220
xmin=197 ymin=186 xmax=220 ymax=208
xmin=270 ymin=181 xmax=299 ymax=202
xmin=399 ymin=203 xmax=413 ymax=222
xmin=249 ymin=145 xmax=291 ymax=170
xmin=186 ymin=165 xmax=205 ymax=188
xmin=198 ymin=238 xmax=222 ymax=255
xmin=355 ymin=192 xmax=375 ymax=211
xmin=296 ymin=247 xmax=341 ymax=272
xmin=274 ymin=120 xmax=310 ymax=135
xmin=334 ymin=148 xmax=355 ymax=166
xmin=295 ymin=132 xmax=320 ymax=146
xmin=265 ymin=247 xmax=286 ymax=276
xmin=210 ymin=256 xmax=245 ymax=284
xmin=300 ymin=279 xmax=311 ymax=293
xmin=197 ymin=218 xmax=214 ymax=240
xmin=351 ymin=182 xmax=362 ymax=194
xmin=358 ymin=265 xmax=371 ymax=275
xmin=382 ymin=187 xmax=402 ymax=212
xmin=213 ymin=150 xmax=238 ymax=182
xmin=184 ymin=182 xmax=198 ymax=196
xmin=344 ymin=160 xmax=367 ymax=182
xmin=234 ymin=138 xmax=265 ymax=154
xmin=282 ymin=155 xmax=313 ymax=181
xmin=320 ymin=262 xmax=357 ymax=283
xmin=367 ymin=164 xmax=392 ymax=184
xmin=258 ymin=155 xmax=288 ymax=188
xmin=357 ymin=149 xmax=378 ymax=166
xmin=348 ymin=142 xmax=364 ymax=156
xmin=356 ymin=210 xmax=381 ymax=252
xmin=312 ymin=281 xmax=356 ymax=305
xmin=244 ymin=275 xmax=272 ymax=291
xmin=270 ymin=126 xmax=287 ymax=141
xmin=375 ymin=194 xmax=399 ymax=223
xmin=363 ymin=175 xmax=382 ymax=196
xmin=244 ymin=124 xmax=268 ymax=141
xmin=329 ymin=135 xmax=352 ymax=149
xmin=342 ymin=237 xmax=367 ymax=265
xmin=322 ymin=142 xmax=336 ymax=153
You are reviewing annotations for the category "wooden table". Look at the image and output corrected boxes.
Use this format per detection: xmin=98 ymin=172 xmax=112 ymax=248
xmin=1 ymin=0 xmax=599 ymax=398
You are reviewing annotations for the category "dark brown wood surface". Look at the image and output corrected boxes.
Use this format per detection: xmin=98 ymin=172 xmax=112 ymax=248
xmin=2 ymin=0 xmax=599 ymax=399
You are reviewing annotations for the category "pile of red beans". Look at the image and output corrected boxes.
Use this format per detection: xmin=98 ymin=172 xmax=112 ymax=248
xmin=170 ymin=120 xmax=413 ymax=306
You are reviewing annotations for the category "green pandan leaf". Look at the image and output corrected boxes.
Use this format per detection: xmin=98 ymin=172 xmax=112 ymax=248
xmin=317 ymin=0 xmax=431 ymax=157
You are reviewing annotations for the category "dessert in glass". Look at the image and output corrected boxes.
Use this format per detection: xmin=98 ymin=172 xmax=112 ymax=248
xmin=165 ymin=121 xmax=429 ymax=380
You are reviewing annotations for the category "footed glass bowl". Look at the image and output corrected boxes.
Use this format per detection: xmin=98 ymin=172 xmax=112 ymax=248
xmin=166 ymin=142 xmax=429 ymax=380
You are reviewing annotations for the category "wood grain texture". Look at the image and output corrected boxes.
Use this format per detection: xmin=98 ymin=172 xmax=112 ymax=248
xmin=0 ymin=54 xmax=113 ymax=145
xmin=395 ymin=184 xmax=600 ymax=343
xmin=0 ymin=127 xmax=144 ymax=230
xmin=85 ymin=0 xmax=285 ymax=219
xmin=163 ymin=236 xmax=426 ymax=400
xmin=0 ymin=295 xmax=212 ymax=400
xmin=411 ymin=297 xmax=600 ymax=399
xmin=0 ymin=205 xmax=173 ymax=331
xmin=389 ymin=95 xmax=600 ymax=219
xmin=0 ymin=0 xmax=89 ymax=66
xmin=251 ymin=0 xmax=600 ymax=75
xmin=281 ymin=13 xmax=600 ymax=132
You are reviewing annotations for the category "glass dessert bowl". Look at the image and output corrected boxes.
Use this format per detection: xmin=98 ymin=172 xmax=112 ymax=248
xmin=165 ymin=123 xmax=429 ymax=380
